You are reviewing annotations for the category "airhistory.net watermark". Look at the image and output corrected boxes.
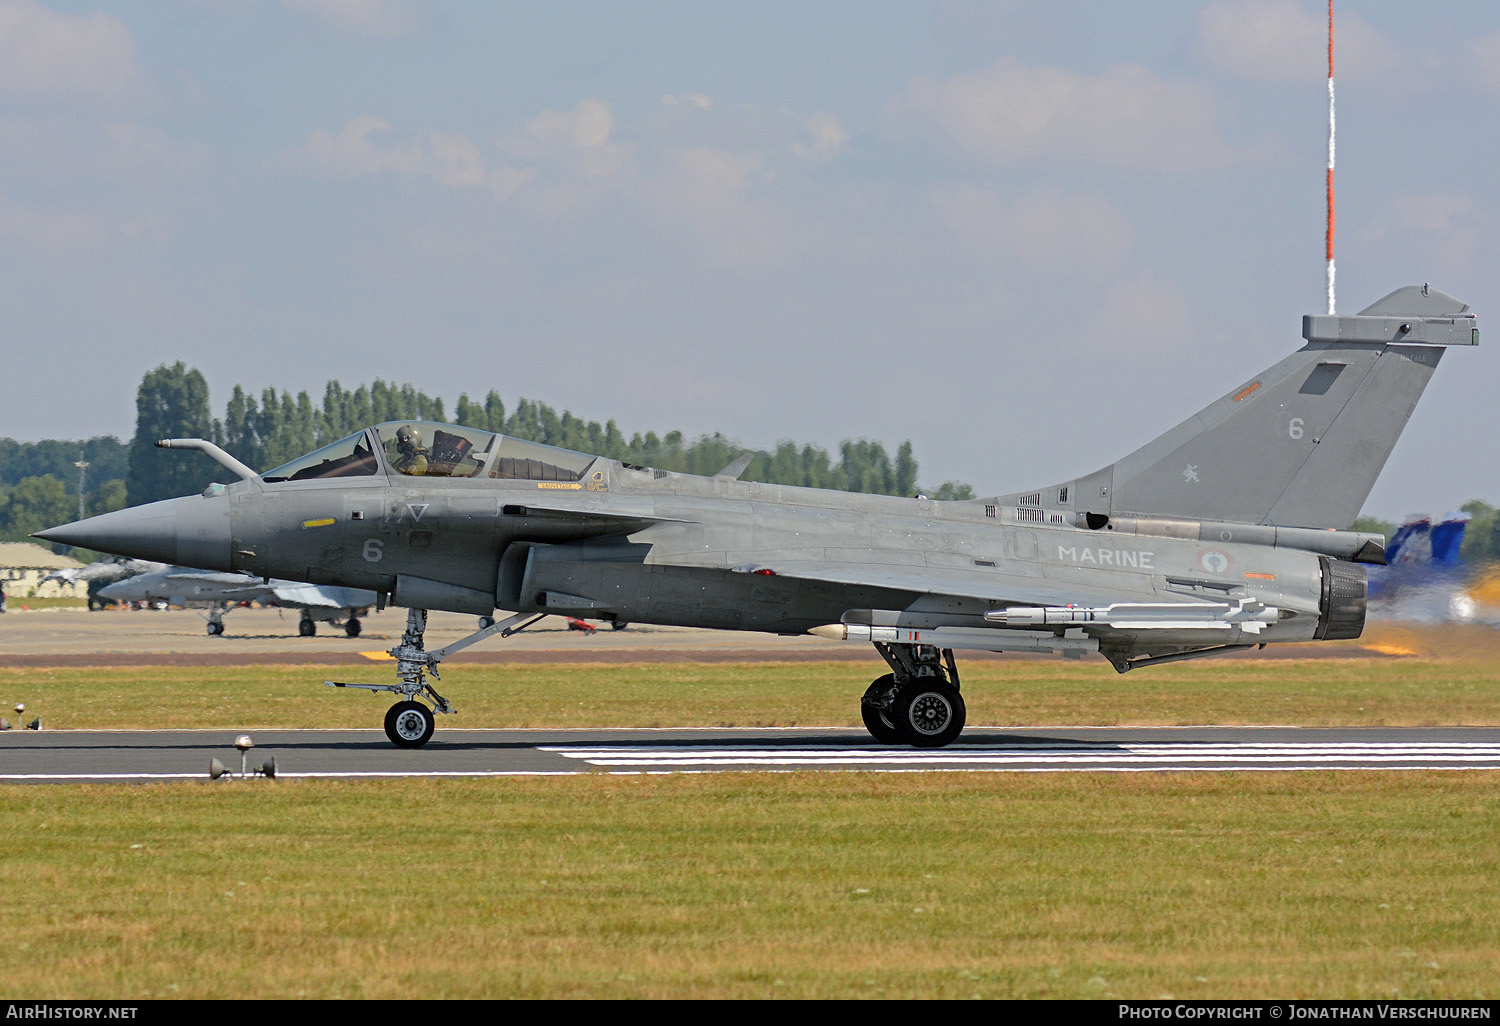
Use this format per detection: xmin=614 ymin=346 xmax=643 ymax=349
xmin=4 ymin=1007 xmax=138 ymax=1020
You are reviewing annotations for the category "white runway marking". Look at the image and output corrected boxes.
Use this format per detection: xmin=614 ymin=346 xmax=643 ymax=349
xmin=539 ymin=742 xmax=1500 ymax=772
xmin=8 ymin=733 xmax=1500 ymax=782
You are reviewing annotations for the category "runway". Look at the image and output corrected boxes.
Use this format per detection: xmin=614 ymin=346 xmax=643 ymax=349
xmin=5 ymin=726 xmax=1500 ymax=782
xmin=4 ymin=608 xmax=1499 ymax=783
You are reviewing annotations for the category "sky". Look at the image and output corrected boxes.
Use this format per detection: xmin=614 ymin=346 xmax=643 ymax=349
xmin=2 ymin=0 xmax=1497 ymax=521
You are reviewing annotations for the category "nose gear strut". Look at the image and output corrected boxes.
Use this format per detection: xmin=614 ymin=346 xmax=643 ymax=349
xmin=325 ymin=607 xmax=546 ymax=747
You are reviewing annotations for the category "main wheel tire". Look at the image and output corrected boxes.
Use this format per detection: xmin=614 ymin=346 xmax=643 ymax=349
xmin=890 ymin=679 xmax=966 ymax=748
xmin=299 ymin=619 xmax=316 ymax=637
xmin=384 ymin=701 xmax=436 ymax=748
xmin=860 ymin=673 xmax=903 ymax=744
xmin=206 ymin=621 xmax=224 ymax=636
xmin=345 ymin=617 xmax=362 ymax=638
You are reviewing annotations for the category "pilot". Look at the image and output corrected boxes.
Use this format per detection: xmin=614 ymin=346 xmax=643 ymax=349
xmin=392 ymin=425 xmax=429 ymax=476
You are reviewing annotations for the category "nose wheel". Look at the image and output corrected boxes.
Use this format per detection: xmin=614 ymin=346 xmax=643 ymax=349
xmin=384 ymin=701 xmax=436 ymax=748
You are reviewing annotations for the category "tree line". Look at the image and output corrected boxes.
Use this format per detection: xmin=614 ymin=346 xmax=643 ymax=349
xmin=2 ymin=363 xmax=973 ymax=548
xmin=8 ymin=365 xmax=1500 ymax=566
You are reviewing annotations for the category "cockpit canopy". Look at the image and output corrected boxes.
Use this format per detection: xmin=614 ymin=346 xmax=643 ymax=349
xmin=260 ymin=421 xmax=598 ymax=483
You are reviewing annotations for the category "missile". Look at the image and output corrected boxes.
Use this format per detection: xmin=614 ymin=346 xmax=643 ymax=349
xmin=985 ymin=600 xmax=1282 ymax=632
xmin=806 ymin=623 xmax=900 ymax=642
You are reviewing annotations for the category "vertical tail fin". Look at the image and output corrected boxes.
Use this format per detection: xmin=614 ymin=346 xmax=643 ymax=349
xmin=1007 ymin=286 xmax=1477 ymax=529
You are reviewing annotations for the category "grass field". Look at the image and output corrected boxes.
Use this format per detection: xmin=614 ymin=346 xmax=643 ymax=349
xmin=1 ymin=597 xmax=87 ymax=611
xmin=2 ymin=637 xmax=1499 ymax=999
xmin=2 ymin=772 xmax=1498 ymax=999
xmin=3 ymin=646 xmax=1499 ymax=731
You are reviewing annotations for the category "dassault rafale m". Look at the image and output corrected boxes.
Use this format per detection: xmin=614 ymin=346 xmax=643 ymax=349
xmin=37 ymin=286 xmax=1477 ymax=749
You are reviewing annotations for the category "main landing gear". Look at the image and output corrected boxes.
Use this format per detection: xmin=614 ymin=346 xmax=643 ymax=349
xmin=860 ymin=643 xmax=966 ymax=748
xmin=300 ymin=612 xmax=361 ymax=637
xmin=326 ymin=608 xmax=543 ymax=748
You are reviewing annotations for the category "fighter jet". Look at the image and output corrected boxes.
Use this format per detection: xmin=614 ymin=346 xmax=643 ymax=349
xmin=42 ymin=557 xmax=167 ymax=610
xmin=36 ymin=286 xmax=1477 ymax=749
xmin=95 ymin=566 xmax=376 ymax=637
xmin=1368 ymin=513 xmax=1500 ymax=626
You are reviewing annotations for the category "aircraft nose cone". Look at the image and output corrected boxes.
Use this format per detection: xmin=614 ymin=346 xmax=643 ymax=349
xmin=34 ymin=491 xmax=232 ymax=570
xmin=95 ymin=579 xmax=129 ymax=601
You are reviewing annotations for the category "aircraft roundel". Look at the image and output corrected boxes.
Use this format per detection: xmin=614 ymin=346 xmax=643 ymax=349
xmin=1198 ymin=549 xmax=1233 ymax=575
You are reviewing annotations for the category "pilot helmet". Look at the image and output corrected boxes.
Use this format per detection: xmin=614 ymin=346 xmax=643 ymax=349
xmin=395 ymin=424 xmax=423 ymax=453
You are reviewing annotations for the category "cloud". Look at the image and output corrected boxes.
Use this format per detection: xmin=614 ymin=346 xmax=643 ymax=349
xmin=300 ymin=114 xmax=538 ymax=202
xmin=648 ymin=146 xmax=795 ymax=266
xmin=296 ymin=101 xmax=630 ymax=214
xmin=1195 ymin=0 xmax=1397 ymax=83
xmin=1086 ymin=271 xmax=1194 ymax=352
xmin=887 ymin=58 xmax=1260 ymax=170
xmin=1363 ymin=191 xmax=1482 ymax=278
xmin=663 ymin=93 xmax=714 ymax=110
xmin=1386 ymin=192 xmax=1477 ymax=236
xmin=931 ymin=183 xmax=1133 ymax=273
xmin=0 ymin=191 xmax=110 ymax=255
xmin=304 ymin=115 xmax=427 ymax=177
xmin=280 ymin=0 xmax=418 ymax=38
xmin=0 ymin=116 xmax=208 ymax=191
xmin=0 ymin=0 xmax=140 ymax=101
xmin=1472 ymin=29 xmax=1500 ymax=94
xmin=427 ymin=132 xmax=484 ymax=188
xmin=504 ymin=99 xmax=633 ymax=181
xmin=793 ymin=112 xmax=849 ymax=161
xmin=99 ymin=122 xmax=211 ymax=179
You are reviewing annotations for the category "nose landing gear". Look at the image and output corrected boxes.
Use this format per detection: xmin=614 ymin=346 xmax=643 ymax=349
xmin=326 ymin=607 xmax=544 ymax=747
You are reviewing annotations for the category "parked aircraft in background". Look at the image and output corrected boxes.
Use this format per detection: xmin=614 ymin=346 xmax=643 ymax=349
xmin=43 ymin=557 xmax=166 ymax=610
xmin=1369 ymin=513 xmax=1500 ymax=626
xmin=37 ymin=286 xmax=1478 ymax=748
xmin=97 ymin=567 xmax=376 ymax=637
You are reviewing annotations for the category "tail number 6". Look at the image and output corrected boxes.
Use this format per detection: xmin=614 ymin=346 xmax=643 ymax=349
xmin=1289 ymin=417 xmax=1305 ymax=440
xmin=363 ymin=539 xmax=384 ymax=562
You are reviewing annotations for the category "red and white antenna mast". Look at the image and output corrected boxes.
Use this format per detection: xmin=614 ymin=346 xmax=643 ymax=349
xmin=1326 ymin=0 xmax=1336 ymax=314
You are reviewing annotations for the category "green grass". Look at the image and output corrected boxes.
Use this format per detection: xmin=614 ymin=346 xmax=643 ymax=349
xmin=1 ymin=772 xmax=1497 ymax=999
xmin=3 ymin=596 xmax=87 ymax=610
xmin=4 ymin=653 xmax=1499 ymax=731
xmin=4 ymin=644 xmax=1499 ymax=998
